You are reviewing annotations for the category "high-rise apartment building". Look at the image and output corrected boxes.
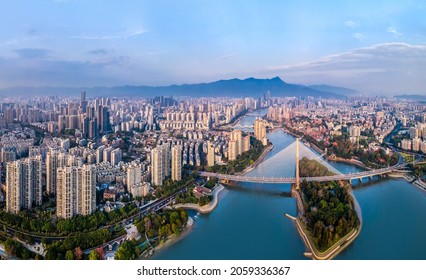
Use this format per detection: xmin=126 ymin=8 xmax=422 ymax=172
xmin=56 ymin=164 xmax=96 ymax=219
xmin=162 ymin=144 xmax=171 ymax=178
xmin=6 ymin=156 xmax=42 ymax=214
xmin=243 ymin=135 xmax=251 ymax=153
xmin=111 ymin=148 xmax=122 ymax=166
xmin=151 ymin=146 xmax=164 ymax=186
xmin=171 ymin=145 xmax=182 ymax=181
xmin=254 ymin=118 xmax=268 ymax=146
xmin=228 ymin=140 xmax=238 ymax=161
xmin=207 ymin=141 xmax=215 ymax=167
xmin=46 ymin=150 xmax=66 ymax=195
xmin=127 ymin=164 xmax=142 ymax=190
xmin=230 ymin=130 xmax=243 ymax=156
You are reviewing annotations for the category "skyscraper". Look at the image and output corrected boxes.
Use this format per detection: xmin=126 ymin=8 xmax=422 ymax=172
xmin=6 ymin=156 xmax=42 ymax=214
xmin=111 ymin=148 xmax=122 ymax=166
xmin=127 ymin=164 xmax=142 ymax=191
xmin=243 ymin=135 xmax=251 ymax=153
xmin=46 ymin=150 xmax=67 ymax=195
xmin=162 ymin=143 xmax=171 ymax=177
xmin=228 ymin=140 xmax=238 ymax=161
xmin=80 ymin=91 xmax=87 ymax=113
xmin=56 ymin=164 xmax=96 ymax=219
xmin=207 ymin=141 xmax=215 ymax=167
xmin=254 ymin=118 xmax=268 ymax=146
xmin=151 ymin=147 xmax=163 ymax=186
xmin=230 ymin=129 xmax=243 ymax=156
xmin=171 ymin=145 xmax=182 ymax=181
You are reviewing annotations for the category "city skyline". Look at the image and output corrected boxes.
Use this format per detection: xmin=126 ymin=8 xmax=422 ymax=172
xmin=0 ymin=1 xmax=425 ymax=94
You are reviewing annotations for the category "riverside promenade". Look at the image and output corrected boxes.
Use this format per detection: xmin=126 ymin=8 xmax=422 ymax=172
xmin=171 ymin=184 xmax=225 ymax=214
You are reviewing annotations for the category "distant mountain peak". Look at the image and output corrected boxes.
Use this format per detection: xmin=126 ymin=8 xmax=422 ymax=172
xmin=0 ymin=77 xmax=352 ymax=99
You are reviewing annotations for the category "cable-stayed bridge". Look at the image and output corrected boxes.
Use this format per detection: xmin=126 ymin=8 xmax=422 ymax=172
xmin=200 ymin=139 xmax=405 ymax=184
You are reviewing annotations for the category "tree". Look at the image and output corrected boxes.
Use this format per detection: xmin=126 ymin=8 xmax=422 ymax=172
xmin=95 ymin=247 xmax=105 ymax=260
xmin=65 ymin=250 xmax=74 ymax=260
xmin=89 ymin=250 xmax=98 ymax=260
xmin=115 ymin=241 xmax=137 ymax=260
xmin=74 ymin=247 xmax=83 ymax=260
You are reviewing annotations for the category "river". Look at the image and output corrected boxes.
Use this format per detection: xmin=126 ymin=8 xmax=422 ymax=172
xmin=154 ymin=112 xmax=426 ymax=260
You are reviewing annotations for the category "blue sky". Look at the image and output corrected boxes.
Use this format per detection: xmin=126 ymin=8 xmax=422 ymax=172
xmin=0 ymin=0 xmax=425 ymax=94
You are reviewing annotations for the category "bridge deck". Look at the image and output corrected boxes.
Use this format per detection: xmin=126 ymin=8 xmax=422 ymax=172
xmin=200 ymin=164 xmax=405 ymax=184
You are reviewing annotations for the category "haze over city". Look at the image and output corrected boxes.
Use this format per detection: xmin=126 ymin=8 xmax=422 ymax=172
xmin=2 ymin=0 xmax=426 ymax=268
xmin=0 ymin=0 xmax=425 ymax=94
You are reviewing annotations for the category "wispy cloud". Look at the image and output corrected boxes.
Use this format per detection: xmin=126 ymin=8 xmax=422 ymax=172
xmin=14 ymin=48 xmax=52 ymax=59
xmin=0 ymin=36 xmax=37 ymax=47
xmin=265 ymin=43 xmax=426 ymax=94
xmin=70 ymin=29 xmax=147 ymax=40
xmin=353 ymin=33 xmax=363 ymax=40
xmin=87 ymin=48 xmax=109 ymax=55
xmin=217 ymin=53 xmax=239 ymax=60
xmin=387 ymin=27 xmax=402 ymax=38
xmin=345 ymin=20 xmax=357 ymax=28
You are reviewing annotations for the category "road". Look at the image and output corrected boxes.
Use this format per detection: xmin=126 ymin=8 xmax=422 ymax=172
xmin=1 ymin=187 xmax=189 ymax=244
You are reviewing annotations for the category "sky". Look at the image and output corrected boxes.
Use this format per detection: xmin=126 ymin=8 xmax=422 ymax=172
xmin=0 ymin=0 xmax=425 ymax=94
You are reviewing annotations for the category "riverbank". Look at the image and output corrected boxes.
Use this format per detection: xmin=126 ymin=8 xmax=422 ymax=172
xmin=236 ymin=143 xmax=274 ymax=176
xmin=327 ymin=156 xmax=369 ymax=170
xmin=290 ymin=185 xmax=362 ymax=260
xmin=140 ymin=216 xmax=195 ymax=259
xmin=171 ymin=184 xmax=225 ymax=214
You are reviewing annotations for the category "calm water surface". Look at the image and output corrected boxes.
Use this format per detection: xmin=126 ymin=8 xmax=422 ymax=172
xmin=155 ymin=114 xmax=426 ymax=260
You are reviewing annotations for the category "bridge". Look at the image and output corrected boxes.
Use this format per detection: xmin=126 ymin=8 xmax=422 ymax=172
xmin=245 ymin=112 xmax=266 ymax=117
xmin=200 ymin=138 xmax=406 ymax=184
xmin=234 ymin=124 xmax=254 ymax=129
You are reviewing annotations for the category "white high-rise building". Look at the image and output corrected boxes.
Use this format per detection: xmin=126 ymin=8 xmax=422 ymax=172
xmin=127 ymin=164 xmax=142 ymax=190
xmin=254 ymin=118 xmax=268 ymax=145
xmin=243 ymin=135 xmax=251 ymax=153
xmin=46 ymin=150 xmax=66 ymax=195
xmin=46 ymin=150 xmax=82 ymax=195
xmin=401 ymin=139 xmax=412 ymax=150
xmin=151 ymin=147 xmax=164 ymax=186
xmin=207 ymin=141 xmax=215 ymax=167
xmin=6 ymin=156 xmax=42 ymax=214
xmin=228 ymin=140 xmax=238 ymax=161
xmin=413 ymin=137 xmax=421 ymax=152
xmin=171 ymin=145 xmax=182 ymax=181
xmin=230 ymin=130 xmax=243 ymax=156
xmin=56 ymin=164 xmax=96 ymax=219
xmin=111 ymin=148 xmax=122 ymax=166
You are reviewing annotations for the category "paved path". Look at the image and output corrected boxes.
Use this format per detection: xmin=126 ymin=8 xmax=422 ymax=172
xmin=172 ymin=184 xmax=225 ymax=214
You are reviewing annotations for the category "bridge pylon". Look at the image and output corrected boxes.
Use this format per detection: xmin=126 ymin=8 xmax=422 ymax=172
xmin=295 ymin=138 xmax=300 ymax=190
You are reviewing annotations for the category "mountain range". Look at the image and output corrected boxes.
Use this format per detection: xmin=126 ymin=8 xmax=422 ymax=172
xmin=0 ymin=77 xmax=357 ymax=99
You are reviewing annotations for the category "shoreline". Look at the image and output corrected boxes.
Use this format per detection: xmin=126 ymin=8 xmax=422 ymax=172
xmin=171 ymin=184 xmax=226 ymax=214
xmin=140 ymin=216 xmax=195 ymax=259
xmin=280 ymin=127 xmax=373 ymax=171
xmin=235 ymin=143 xmax=274 ymax=176
xmin=326 ymin=156 xmax=369 ymax=170
xmin=143 ymin=185 xmax=226 ymax=259
xmin=290 ymin=184 xmax=362 ymax=260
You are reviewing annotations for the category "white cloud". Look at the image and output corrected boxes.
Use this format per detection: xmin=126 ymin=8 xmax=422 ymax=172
xmin=70 ymin=29 xmax=148 ymax=40
xmin=387 ymin=27 xmax=402 ymax=37
xmin=266 ymin=43 xmax=426 ymax=94
xmin=345 ymin=20 xmax=357 ymax=28
xmin=353 ymin=32 xmax=363 ymax=40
